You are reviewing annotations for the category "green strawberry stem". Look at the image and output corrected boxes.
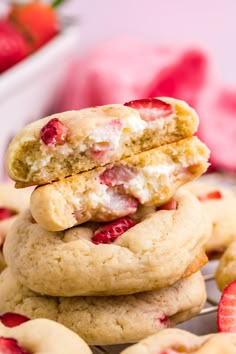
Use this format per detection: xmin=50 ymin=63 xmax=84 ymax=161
xmin=51 ymin=0 xmax=66 ymax=8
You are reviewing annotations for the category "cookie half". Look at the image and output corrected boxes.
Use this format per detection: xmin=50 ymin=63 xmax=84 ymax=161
xmin=5 ymin=97 xmax=199 ymax=187
xmin=4 ymin=190 xmax=211 ymax=296
xmin=30 ymin=136 xmax=209 ymax=231
xmin=120 ymin=328 xmax=236 ymax=354
xmin=0 ymin=269 xmax=206 ymax=345
xmin=215 ymin=241 xmax=236 ymax=291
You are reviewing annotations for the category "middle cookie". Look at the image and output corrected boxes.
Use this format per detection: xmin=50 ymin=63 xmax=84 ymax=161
xmin=4 ymin=189 xmax=211 ymax=296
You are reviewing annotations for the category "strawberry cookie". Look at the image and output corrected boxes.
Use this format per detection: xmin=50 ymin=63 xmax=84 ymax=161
xmin=0 ymin=312 xmax=91 ymax=354
xmin=120 ymin=328 xmax=236 ymax=354
xmin=183 ymin=181 xmax=236 ymax=256
xmin=0 ymin=183 xmax=30 ymax=271
xmin=5 ymin=97 xmax=199 ymax=187
xmin=215 ymin=241 xmax=236 ymax=291
xmin=0 ymin=268 xmax=206 ymax=345
xmin=4 ymin=189 xmax=211 ymax=296
xmin=30 ymin=136 xmax=209 ymax=231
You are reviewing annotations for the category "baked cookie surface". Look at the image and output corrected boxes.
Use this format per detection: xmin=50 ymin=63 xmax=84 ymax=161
xmin=120 ymin=328 xmax=236 ymax=354
xmin=0 ymin=269 xmax=206 ymax=345
xmin=0 ymin=315 xmax=91 ymax=354
xmin=30 ymin=136 xmax=209 ymax=231
xmin=5 ymin=97 xmax=199 ymax=187
xmin=4 ymin=190 xmax=211 ymax=296
xmin=215 ymin=241 xmax=236 ymax=291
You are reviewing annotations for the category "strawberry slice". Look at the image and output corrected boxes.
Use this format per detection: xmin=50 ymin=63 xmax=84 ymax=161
xmin=157 ymin=199 xmax=177 ymax=211
xmin=92 ymin=216 xmax=135 ymax=244
xmin=197 ymin=190 xmax=222 ymax=202
xmin=0 ymin=337 xmax=30 ymax=354
xmin=40 ymin=118 xmax=68 ymax=146
xmin=0 ymin=312 xmax=30 ymax=328
xmin=124 ymin=98 xmax=174 ymax=122
xmin=0 ymin=208 xmax=16 ymax=221
xmin=217 ymin=279 xmax=236 ymax=332
xmin=99 ymin=165 xmax=136 ymax=187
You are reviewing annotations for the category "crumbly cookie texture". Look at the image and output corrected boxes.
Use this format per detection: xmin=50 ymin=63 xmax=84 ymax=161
xmin=0 ymin=269 xmax=206 ymax=345
xmin=215 ymin=241 xmax=236 ymax=291
xmin=30 ymin=136 xmax=210 ymax=231
xmin=120 ymin=328 xmax=236 ymax=354
xmin=0 ymin=317 xmax=91 ymax=354
xmin=5 ymin=97 xmax=199 ymax=187
xmin=4 ymin=190 xmax=211 ymax=296
xmin=183 ymin=181 xmax=236 ymax=254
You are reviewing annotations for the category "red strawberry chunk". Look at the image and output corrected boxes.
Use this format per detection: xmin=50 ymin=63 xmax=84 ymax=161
xmin=0 ymin=337 xmax=30 ymax=354
xmin=0 ymin=312 xmax=30 ymax=328
xmin=0 ymin=208 xmax=16 ymax=221
xmin=99 ymin=165 xmax=136 ymax=187
xmin=157 ymin=199 xmax=177 ymax=211
xmin=217 ymin=280 xmax=236 ymax=332
xmin=124 ymin=98 xmax=174 ymax=122
xmin=197 ymin=190 xmax=222 ymax=202
xmin=92 ymin=217 xmax=135 ymax=244
xmin=40 ymin=118 xmax=68 ymax=146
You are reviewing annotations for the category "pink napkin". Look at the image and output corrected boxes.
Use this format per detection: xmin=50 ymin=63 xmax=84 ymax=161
xmin=55 ymin=38 xmax=236 ymax=171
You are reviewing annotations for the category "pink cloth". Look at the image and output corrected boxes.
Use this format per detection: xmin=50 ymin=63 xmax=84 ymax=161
xmin=56 ymin=39 xmax=236 ymax=171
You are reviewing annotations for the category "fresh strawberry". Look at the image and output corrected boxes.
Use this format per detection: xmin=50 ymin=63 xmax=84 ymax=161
xmin=0 ymin=208 xmax=16 ymax=221
xmin=0 ymin=312 xmax=30 ymax=328
xmin=217 ymin=279 xmax=236 ymax=332
xmin=0 ymin=20 xmax=28 ymax=74
xmin=124 ymin=98 xmax=174 ymax=122
xmin=99 ymin=165 xmax=136 ymax=187
xmin=197 ymin=190 xmax=222 ymax=202
xmin=40 ymin=118 xmax=69 ymax=146
xmin=92 ymin=217 xmax=135 ymax=244
xmin=157 ymin=199 xmax=177 ymax=211
xmin=8 ymin=1 xmax=59 ymax=52
xmin=0 ymin=337 xmax=30 ymax=354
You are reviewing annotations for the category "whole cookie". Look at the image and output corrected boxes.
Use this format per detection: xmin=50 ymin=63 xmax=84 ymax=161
xmin=4 ymin=190 xmax=211 ymax=296
xmin=0 ymin=316 xmax=91 ymax=354
xmin=0 ymin=183 xmax=30 ymax=271
xmin=5 ymin=97 xmax=199 ymax=187
xmin=0 ymin=269 xmax=206 ymax=345
xmin=215 ymin=241 xmax=236 ymax=291
xmin=120 ymin=328 xmax=236 ymax=354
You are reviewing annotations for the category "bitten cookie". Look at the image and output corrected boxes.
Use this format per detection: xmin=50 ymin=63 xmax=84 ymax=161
xmin=120 ymin=328 xmax=236 ymax=354
xmin=215 ymin=241 xmax=236 ymax=291
xmin=184 ymin=181 xmax=236 ymax=256
xmin=0 ymin=269 xmax=206 ymax=345
xmin=0 ymin=314 xmax=91 ymax=354
xmin=5 ymin=97 xmax=199 ymax=187
xmin=0 ymin=183 xmax=30 ymax=271
xmin=4 ymin=190 xmax=211 ymax=296
xmin=31 ymin=136 xmax=209 ymax=231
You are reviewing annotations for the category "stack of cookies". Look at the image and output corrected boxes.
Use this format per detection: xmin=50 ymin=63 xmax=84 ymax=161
xmin=0 ymin=97 xmax=211 ymax=345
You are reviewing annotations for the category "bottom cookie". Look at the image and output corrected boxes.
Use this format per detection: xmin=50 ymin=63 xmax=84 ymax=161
xmin=0 ymin=269 xmax=206 ymax=345
xmin=215 ymin=241 xmax=236 ymax=291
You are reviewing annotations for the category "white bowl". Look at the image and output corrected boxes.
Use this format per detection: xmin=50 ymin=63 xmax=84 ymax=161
xmin=0 ymin=18 xmax=80 ymax=179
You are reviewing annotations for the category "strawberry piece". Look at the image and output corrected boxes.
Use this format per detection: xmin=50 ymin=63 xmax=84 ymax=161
xmin=0 ymin=312 xmax=30 ymax=328
xmin=157 ymin=199 xmax=177 ymax=211
xmin=8 ymin=1 xmax=59 ymax=52
xmin=159 ymin=350 xmax=180 ymax=354
xmin=99 ymin=165 xmax=136 ymax=187
xmin=0 ymin=208 xmax=16 ymax=221
xmin=217 ymin=280 xmax=236 ymax=332
xmin=124 ymin=98 xmax=174 ymax=122
xmin=92 ymin=217 xmax=135 ymax=244
xmin=0 ymin=337 xmax=30 ymax=354
xmin=0 ymin=20 xmax=28 ymax=74
xmin=40 ymin=118 xmax=68 ymax=146
xmin=197 ymin=190 xmax=222 ymax=202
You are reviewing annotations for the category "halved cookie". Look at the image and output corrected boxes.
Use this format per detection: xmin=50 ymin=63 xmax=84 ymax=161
xmin=30 ymin=136 xmax=209 ymax=231
xmin=5 ymin=97 xmax=199 ymax=187
xmin=0 ymin=269 xmax=206 ymax=345
xmin=215 ymin=241 xmax=236 ymax=291
xmin=4 ymin=190 xmax=211 ymax=296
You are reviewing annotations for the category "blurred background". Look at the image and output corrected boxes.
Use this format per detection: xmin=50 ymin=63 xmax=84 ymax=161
xmin=1 ymin=0 xmax=236 ymax=177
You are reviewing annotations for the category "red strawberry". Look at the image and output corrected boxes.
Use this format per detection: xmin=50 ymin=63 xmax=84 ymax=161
xmin=0 ymin=337 xmax=30 ymax=354
xmin=0 ymin=208 xmax=16 ymax=221
xmin=0 ymin=312 xmax=30 ymax=328
xmin=8 ymin=1 xmax=59 ymax=52
xmin=92 ymin=217 xmax=135 ymax=244
xmin=217 ymin=279 xmax=236 ymax=332
xmin=124 ymin=98 xmax=174 ymax=122
xmin=40 ymin=118 xmax=69 ymax=146
xmin=197 ymin=190 xmax=222 ymax=202
xmin=0 ymin=20 xmax=28 ymax=74
xmin=99 ymin=165 xmax=136 ymax=187
xmin=157 ymin=199 xmax=177 ymax=211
